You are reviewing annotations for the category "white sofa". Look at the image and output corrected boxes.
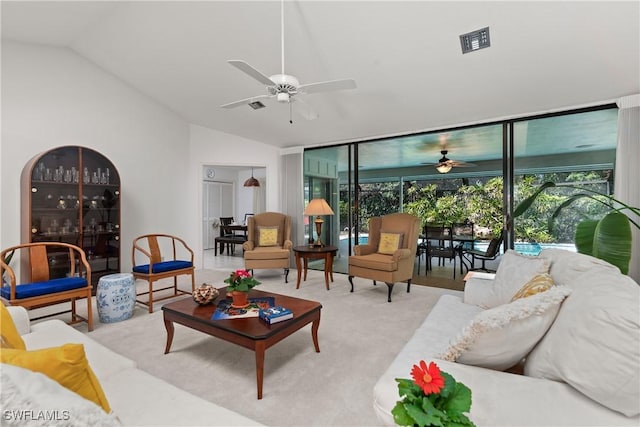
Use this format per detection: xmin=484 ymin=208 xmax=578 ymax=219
xmin=374 ymin=249 xmax=640 ymax=426
xmin=2 ymin=306 xmax=262 ymax=426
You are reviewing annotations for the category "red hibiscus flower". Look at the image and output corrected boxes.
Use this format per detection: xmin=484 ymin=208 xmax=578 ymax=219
xmin=410 ymin=360 xmax=445 ymax=395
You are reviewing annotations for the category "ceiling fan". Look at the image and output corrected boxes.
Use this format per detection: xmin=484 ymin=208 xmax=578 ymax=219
xmin=421 ymin=142 xmax=477 ymax=174
xmin=220 ymin=0 xmax=357 ymax=123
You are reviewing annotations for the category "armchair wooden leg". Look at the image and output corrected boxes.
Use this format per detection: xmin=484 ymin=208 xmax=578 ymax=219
xmin=385 ymin=282 xmax=394 ymax=302
xmin=406 ymin=280 xmax=411 ymax=293
xmin=284 ymin=268 xmax=289 ymax=283
xmin=348 ymin=275 xmax=355 ymax=292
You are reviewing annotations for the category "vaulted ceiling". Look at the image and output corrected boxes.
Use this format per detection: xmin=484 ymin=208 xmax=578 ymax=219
xmin=2 ymin=1 xmax=639 ymax=152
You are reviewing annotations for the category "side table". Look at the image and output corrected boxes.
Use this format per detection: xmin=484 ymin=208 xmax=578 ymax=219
xmin=96 ymin=273 xmax=136 ymax=323
xmin=293 ymin=245 xmax=338 ymax=290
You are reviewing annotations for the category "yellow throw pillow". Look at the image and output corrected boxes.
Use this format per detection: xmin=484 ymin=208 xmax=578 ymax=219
xmin=1 ymin=343 xmax=111 ymax=413
xmin=258 ymin=226 xmax=279 ymax=246
xmin=378 ymin=232 xmax=403 ymax=255
xmin=511 ymin=273 xmax=554 ymax=301
xmin=1 ymin=303 xmax=26 ymax=350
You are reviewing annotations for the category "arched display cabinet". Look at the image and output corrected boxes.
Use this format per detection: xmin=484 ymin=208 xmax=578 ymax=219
xmin=21 ymin=146 xmax=121 ymax=286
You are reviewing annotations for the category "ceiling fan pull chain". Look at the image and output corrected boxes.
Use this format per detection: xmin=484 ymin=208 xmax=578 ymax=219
xmin=289 ymin=101 xmax=293 ymax=124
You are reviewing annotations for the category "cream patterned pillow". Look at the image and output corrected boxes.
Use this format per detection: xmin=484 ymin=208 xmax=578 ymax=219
xmin=378 ymin=232 xmax=403 ymax=255
xmin=258 ymin=226 xmax=278 ymax=246
xmin=511 ymin=273 xmax=554 ymax=301
xmin=490 ymin=250 xmax=550 ymax=307
xmin=439 ymin=285 xmax=572 ymax=371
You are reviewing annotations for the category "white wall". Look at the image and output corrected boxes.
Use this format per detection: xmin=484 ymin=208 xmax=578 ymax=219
xmin=188 ymin=124 xmax=280 ymax=267
xmin=1 ymin=41 xmax=294 ymax=273
xmin=1 ymin=41 xmax=189 ymax=272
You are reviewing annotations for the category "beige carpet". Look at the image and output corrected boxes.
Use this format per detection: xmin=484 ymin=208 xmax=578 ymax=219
xmin=86 ymin=268 xmax=460 ymax=427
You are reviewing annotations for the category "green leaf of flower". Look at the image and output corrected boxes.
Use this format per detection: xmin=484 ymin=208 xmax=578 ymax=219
xmin=391 ymin=402 xmax=414 ymax=426
xmin=410 ymin=399 xmax=444 ymax=427
xmin=443 ymin=382 xmax=472 ymax=414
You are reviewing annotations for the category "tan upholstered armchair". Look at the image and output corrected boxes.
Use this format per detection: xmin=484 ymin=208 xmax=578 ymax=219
xmin=242 ymin=212 xmax=292 ymax=282
xmin=348 ymin=212 xmax=420 ymax=302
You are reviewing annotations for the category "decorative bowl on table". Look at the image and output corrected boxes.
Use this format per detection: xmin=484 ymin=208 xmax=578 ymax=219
xmin=192 ymin=284 xmax=219 ymax=305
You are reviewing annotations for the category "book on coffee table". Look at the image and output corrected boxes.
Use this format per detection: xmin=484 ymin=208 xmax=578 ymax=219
xmin=259 ymin=306 xmax=293 ymax=324
xmin=211 ymin=297 xmax=275 ymax=320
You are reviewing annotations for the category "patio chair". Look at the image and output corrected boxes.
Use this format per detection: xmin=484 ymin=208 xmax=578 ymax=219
xmin=425 ymin=223 xmax=457 ymax=279
xmin=462 ymin=231 xmax=503 ymax=272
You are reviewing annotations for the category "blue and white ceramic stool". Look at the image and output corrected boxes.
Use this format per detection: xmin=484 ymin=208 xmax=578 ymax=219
xmin=96 ymin=273 xmax=136 ymax=323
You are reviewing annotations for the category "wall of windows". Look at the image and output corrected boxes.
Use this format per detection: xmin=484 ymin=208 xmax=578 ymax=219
xmin=304 ymin=106 xmax=618 ymax=274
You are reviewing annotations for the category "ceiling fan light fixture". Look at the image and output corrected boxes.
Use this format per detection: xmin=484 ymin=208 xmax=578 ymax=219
xmin=436 ymin=164 xmax=452 ymax=174
xmin=277 ymin=92 xmax=290 ymax=102
xmin=243 ymin=168 xmax=260 ymax=187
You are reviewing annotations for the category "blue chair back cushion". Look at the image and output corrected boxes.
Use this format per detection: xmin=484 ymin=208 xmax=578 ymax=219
xmin=132 ymin=260 xmax=193 ymax=274
xmin=1 ymin=277 xmax=88 ymax=300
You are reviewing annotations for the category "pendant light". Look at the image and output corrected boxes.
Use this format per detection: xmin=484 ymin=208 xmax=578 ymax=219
xmin=243 ymin=168 xmax=260 ymax=187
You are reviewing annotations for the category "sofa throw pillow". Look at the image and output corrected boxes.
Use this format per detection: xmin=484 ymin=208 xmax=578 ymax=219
xmin=490 ymin=250 xmax=550 ymax=307
xmin=524 ymin=268 xmax=640 ymax=417
xmin=511 ymin=273 xmax=554 ymax=301
xmin=258 ymin=226 xmax=278 ymax=247
xmin=1 ymin=303 xmax=26 ymax=350
xmin=438 ymin=285 xmax=572 ymax=371
xmin=1 ymin=364 xmax=121 ymax=426
xmin=1 ymin=343 xmax=111 ymax=413
xmin=378 ymin=232 xmax=403 ymax=255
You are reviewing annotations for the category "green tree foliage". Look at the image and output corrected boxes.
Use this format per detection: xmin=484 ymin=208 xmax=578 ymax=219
xmin=338 ymin=170 xmax=613 ymax=245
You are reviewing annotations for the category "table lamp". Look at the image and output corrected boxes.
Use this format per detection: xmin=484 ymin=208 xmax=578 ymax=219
xmin=303 ymin=198 xmax=334 ymax=247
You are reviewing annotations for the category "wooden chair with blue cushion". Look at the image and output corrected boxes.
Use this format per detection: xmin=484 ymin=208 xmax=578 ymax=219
xmin=0 ymin=242 xmax=93 ymax=331
xmin=132 ymin=234 xmax=195 ymax=313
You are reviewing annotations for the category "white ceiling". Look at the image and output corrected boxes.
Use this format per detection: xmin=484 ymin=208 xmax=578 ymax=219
xmin=2 ymin=1 xmax=639 ymax=152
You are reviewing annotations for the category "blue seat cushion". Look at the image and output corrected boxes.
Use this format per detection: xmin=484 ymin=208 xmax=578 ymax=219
xmin=132 ymin=260 xmax=193 ymax=274
xmin=1 ymin=277 xmax=88 ymax=300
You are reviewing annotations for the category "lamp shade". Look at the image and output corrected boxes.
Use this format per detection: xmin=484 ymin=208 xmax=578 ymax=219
xmin=243 ymin=168 xmax=260 ymax=187
xmin=304 ymin=199 xmax=334 ymax=216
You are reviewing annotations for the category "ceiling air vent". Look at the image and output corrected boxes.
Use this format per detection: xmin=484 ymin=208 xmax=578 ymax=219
xmin=248 ymin=101 xmax=265 ymax=110
xmin=460 ymin=27 xmax=490 ymax=54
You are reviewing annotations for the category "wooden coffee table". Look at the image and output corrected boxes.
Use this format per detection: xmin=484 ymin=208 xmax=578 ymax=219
xmin=162 ymin=288 xmax=322 ymax=399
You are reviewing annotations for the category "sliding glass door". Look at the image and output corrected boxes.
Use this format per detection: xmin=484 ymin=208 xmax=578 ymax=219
xmin=304 ymin=104 xmax=618 ymax=274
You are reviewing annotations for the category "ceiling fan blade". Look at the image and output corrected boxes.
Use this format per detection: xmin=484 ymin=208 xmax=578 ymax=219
xmin=292 ymin=97 xmax=319 ymax=120
xmin=449 ymin=160 xmax=477 ymax=167
xmin=228 ymin=60 xmax=275 ymax=86
xmin=221 ymin=95 xmax=271 ymax=109
xmin=298 ymin=78 xmax=356 ymax=94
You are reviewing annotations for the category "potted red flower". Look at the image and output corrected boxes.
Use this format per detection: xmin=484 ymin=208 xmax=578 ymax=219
xmin=223 ymin=269 xmax=261 ymax=308
xmin=393 ymin=360 xmax=474 ymax=427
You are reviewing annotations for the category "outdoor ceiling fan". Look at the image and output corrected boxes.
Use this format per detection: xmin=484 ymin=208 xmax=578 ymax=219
xmin=421 ymin=138 xmax=477 ymax=173
xmin=430 ymin=150 xmax=477 ymax=173
xmin=220 ymin=0 xmax=356 ymax=123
